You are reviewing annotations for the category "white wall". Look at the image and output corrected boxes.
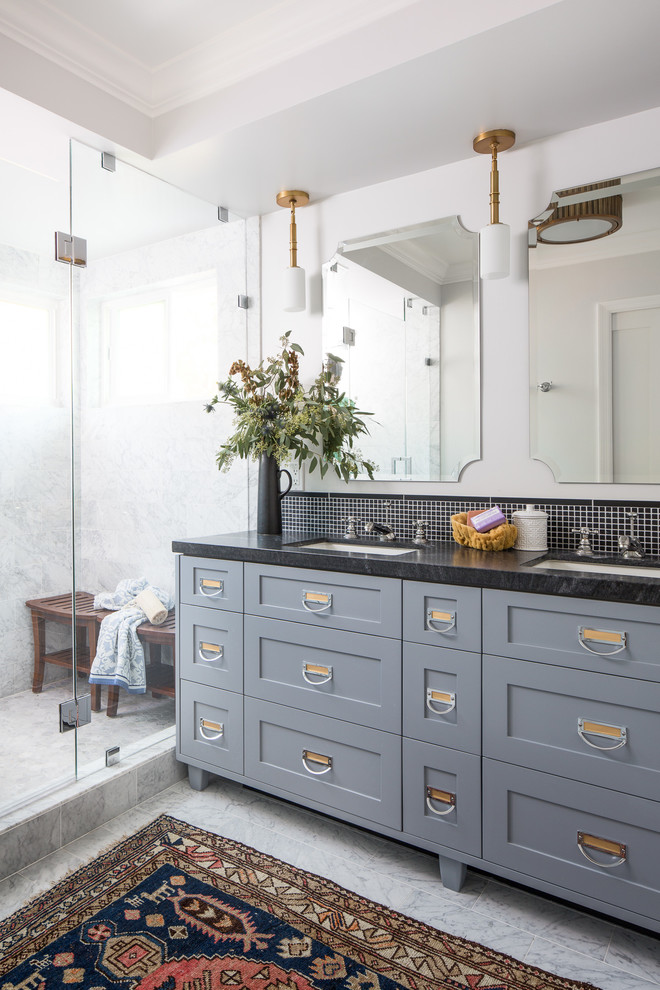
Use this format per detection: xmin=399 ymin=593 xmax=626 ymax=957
xmin=260 ymin=104 xmax=660 ymax=500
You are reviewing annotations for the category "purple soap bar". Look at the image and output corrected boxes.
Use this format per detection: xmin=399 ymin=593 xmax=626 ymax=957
xmin=471 ymin=505 xmax=506 ymax=533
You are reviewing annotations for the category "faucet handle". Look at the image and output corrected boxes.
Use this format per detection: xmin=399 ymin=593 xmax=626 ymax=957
xmin=571 ymin=527 xmax=598 ymax=556
xmin=344 ymin=516 xmax=358 ymax=539
xmin=413 ymin=520 xmax=429 ymax=545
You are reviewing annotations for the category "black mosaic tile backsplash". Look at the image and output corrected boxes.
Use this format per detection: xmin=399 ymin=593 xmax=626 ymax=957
xmin=281 ymin=493 xmax=660 ymax=556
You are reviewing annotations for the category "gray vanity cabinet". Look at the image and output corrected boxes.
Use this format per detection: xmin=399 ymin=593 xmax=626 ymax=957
xmin=482 ymin=588 xmax=660 ymax=932
xmin=176 ymin=552 xmax=660 ymax=932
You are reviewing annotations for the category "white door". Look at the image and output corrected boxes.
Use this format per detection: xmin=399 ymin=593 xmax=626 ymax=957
xmin=611 ymin=306 xmax=660 ymax=483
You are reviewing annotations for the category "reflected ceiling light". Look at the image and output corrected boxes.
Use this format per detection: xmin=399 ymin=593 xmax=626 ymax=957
xmin=535 ymin=181 xmax=622 ymax=244
xmin=277 ymin=189 xmax=309 ymax=312
xmin=473 ymin=128 xmax=516 ymax=279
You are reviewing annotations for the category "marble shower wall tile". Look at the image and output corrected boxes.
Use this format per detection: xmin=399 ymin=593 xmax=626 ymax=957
xmin=77 ymin=220 xmax=254 ymax=599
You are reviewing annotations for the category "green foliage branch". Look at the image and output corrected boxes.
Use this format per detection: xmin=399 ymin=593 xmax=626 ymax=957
xmin=205 ymin=332 xmax=376 ymax=481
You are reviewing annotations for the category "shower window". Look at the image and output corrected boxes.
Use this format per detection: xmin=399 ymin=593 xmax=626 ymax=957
xmin=101 ymin=273 xmax=218 ymax=405
xmin=0 ymin=295 xmax=59 ymax=405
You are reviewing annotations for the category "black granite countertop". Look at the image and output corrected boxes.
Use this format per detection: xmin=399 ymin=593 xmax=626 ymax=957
xmin=171 ymin=531 xmax=660 ymax=607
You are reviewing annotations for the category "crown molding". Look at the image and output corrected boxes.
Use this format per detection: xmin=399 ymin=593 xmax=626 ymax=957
xmin=0 ymin=0 xmax=418 ymax=116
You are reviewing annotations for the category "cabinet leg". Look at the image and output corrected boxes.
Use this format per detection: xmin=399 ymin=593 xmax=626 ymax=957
xmin=439 ymin=855 xmax=467 ymax=892
xmin=188 ymin=766 xmax=210 ymax=791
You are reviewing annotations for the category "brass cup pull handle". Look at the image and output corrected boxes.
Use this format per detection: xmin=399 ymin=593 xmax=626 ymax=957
xmin=426 ymin=609 xmax=456 ymax=634
xmin=426 ymin=786 xmax=456 ymax=816
xmin=577 ymin=718 xmax=628 ymax=751
xmin=301 ymin=749 xmax=333 ymax=775
xmin=199 ymin=577 xmax=224 ymax=598
xmin=426 ymin=688 xmax=456 ymax=715
xmin=199 ymin=717 xmax=224 ymax=741
xmin=302 ymin=590 xmax=333 ymax=613
xmin=198 ymin=642 xmax=224 ymax=662
xmin=302 ymin=662 xmax=333 ymax=685
xmin=577 ymin=831 xmax=627 ymax=869
xmin=578 ymin=626 xmax=627 ymax=657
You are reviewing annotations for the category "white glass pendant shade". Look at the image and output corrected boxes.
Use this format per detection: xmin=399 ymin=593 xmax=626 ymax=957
xmin=479 ymin=221 xmax=510 ymax=280
xmin=283 ymin=264 xmax=306 ymax=312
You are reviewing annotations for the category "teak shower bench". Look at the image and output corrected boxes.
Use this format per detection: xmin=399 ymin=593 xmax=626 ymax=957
xmin=25 ymin=592 xmax=175 ymax=718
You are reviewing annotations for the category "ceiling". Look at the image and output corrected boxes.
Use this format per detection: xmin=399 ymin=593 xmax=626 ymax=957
xmin=0 ymin=0 xmax=659 ymax=216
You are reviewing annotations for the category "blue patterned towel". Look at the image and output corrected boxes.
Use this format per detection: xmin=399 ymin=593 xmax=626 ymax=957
xmin=89 ymin=578 xmax=174 ymax=694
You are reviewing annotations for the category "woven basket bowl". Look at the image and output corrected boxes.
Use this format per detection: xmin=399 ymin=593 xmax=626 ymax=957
xmin=451 ymin=512 xmax=517 ymax=551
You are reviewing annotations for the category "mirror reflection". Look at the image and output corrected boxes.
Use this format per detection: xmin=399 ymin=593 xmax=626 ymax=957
xmin=529 ymin=166 xmax=660 ymax=482
xmin=322 ymin=217 xmax=479 ymax=481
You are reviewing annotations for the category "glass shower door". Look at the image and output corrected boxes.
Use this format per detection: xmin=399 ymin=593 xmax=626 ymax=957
xmin=69 ymin=140 xmax=250 ymax=777
xmin=0 ymin=131 xmax=78 ymax=816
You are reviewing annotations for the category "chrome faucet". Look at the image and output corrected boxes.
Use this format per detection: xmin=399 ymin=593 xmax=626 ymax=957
xmin=364 ymin=520 xmax=395 ymax=541
xmin=618 ymin=511 xmax=645 ymax=559
xmin=572 ymin=526 xmax=598 ymax=556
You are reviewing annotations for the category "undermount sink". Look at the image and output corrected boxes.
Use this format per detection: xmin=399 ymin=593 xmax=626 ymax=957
xmin=295 ymin=540 xmax=416 ymax=557
xmin=528 ymin=558 xmax=660 ymax=578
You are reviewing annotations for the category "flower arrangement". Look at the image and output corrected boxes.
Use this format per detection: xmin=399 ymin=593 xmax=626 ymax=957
xmin=205 ymin=333 xmax=376 ymax=481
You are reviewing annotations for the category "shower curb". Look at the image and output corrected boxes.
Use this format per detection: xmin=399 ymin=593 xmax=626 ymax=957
xmin=0 ymin=737 xmax=186 ymax=881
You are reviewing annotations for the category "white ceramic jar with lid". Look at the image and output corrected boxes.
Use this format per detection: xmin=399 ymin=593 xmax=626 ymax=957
xmin=512 ymin=504 xmax=548 ymax=550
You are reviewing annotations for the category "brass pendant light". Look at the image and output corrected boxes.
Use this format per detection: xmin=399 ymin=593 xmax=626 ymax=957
xmin=473 ymin=129 xmax=516 ymax=279
xmin=277 ymin=190 xmax=309 ymax=312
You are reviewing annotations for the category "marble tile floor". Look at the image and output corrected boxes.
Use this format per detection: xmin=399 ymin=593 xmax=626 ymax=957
xmin=0 ymin=677 xmax=174 ymax=812
xmin=1 ymin=776 xmax=658 ymax=989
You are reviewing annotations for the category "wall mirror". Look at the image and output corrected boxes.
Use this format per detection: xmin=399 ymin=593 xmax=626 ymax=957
xmin=529 ymin=166 xmax=660 ymax=482
xmin=322 ymin=216 xmax=479 ymax=481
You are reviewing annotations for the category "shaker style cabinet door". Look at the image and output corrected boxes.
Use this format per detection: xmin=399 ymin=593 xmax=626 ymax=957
xmin=244 ymin=562 xmax=401 ymax=638
xmin=244 ymin=615 xmax=401 ymax=731
xmin=179 ymin=556 xmax=244 ymax=612
xmin=403 ymin=581 xmax=481 ymax=653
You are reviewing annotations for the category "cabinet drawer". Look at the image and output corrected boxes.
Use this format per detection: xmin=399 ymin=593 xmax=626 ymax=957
xmin=178 ymin=604 xmax=243 ymax=692
xmin=483 ymin=589 xmax=660 ymax=681
xmin=483 ymin=759 xmax=660 ymax=922
xmin=403 ymin=581 xmax=481 ymax=652
xmin=244 ymin=562 xmax=401 ymax=638
xmin=403 ymin=739 xmax=481 ymax=856
xmin=403 ymin=643 xmax=480 ymax=754
xmin=244 ymin=616 xmax=401 ymax=731
xmin=244 ymin=698 xmax=401 ymax=829
xmin=483 ymin=656 xmax=660 ymax=800
xmin=179 ymin=556 xmax=243 ymax=612
xmin=179 ymin=681 xmax=243 ymax=774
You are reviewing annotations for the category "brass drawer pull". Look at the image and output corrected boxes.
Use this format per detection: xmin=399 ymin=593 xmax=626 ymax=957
xmin=577 ymin=831 xmax=627 ymax=868
xmin=426 ymin=608 xmax=456 ymax=634
xmin=578 ymin=626 xmax=627 ymax=657
xmin=302 ymin=590 xmax=333 ymax=613
xmin=301 ymin=749 xmax=333 ymax=775
xmin=199 ymin=717 xmax=224 ymax=741
xmin=426 ymin=786 xmax=456 ymax=816
xmin=577 ymin=718 xmax=628 ymax=751
xmin=426 ymin=688 xmax=456 ymax=715
xmin=199 ymin=577 xmax=224 ymax=598
xmin=302 ymin=662 xmax=333 ymax=685
xmin=198 ymin=642 xmax=224 ymax=662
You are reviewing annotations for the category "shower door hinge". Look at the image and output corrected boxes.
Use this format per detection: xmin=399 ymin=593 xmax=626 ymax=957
xmin=55 ymin=231 xmax=87 ymax=268
xmin=59 ymin=694 xmax=92 ymax=732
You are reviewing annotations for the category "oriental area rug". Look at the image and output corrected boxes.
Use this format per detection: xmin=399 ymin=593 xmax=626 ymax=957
xmin=0 ymin=814 xmax=601 ymax=990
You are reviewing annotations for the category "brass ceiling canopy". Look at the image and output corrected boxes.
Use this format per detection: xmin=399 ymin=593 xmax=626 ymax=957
xmin=535 ymin=180 xmax=622 ymax=244
xmin=472 ymin=128 xmax=516 ymax=156
xmin=276 ymin=190 xmax=309 ymax=209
